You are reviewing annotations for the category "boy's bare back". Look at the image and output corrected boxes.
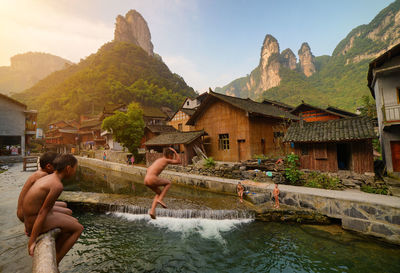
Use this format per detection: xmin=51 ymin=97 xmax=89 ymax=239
xmin=23 ymin=173 xmax=63 ymax=234
xmin=146 ymin=158 xmax=170 ymax=178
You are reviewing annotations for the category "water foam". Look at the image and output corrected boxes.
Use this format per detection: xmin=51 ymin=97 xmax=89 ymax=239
xmin=111 ymin=212 xmax=253 ymax=242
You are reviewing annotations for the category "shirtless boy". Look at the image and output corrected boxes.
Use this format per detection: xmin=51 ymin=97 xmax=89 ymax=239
xmin=17 ymin=152 xmax=71 ymax=223
xmin=23 ymin=154 xmax=83 ymax=265
xmin=273 ymin=183 xmax=280 ymax=208
xmin=144 ymin=147 xmax=181 ymax=219
xmin=237 ymin=182 xmax=244 ymax=203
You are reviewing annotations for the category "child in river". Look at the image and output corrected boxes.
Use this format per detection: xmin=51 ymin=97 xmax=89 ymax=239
xmin=237 ymin=182 xmax=244 ymax=203
xmin=23 ymin=154 xmax=83 ymax=265
xmin=144 ymin=147 xmax=181 ymax=219
xmin=273 ymin=183 xmax=280 ymax=208
xmin=17 ymin=152 xmax=71 ymax=223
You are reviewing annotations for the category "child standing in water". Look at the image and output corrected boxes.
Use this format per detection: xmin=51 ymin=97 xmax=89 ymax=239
xmin=273 ymin=183 xmax=280 ymax=208
xmin=144 ymin=147 xmax=181 ymax=219
xmin=23 ymin=154 xmax=83 ymax=265
xmin=237 ymin=182 xmax=244 ymax=203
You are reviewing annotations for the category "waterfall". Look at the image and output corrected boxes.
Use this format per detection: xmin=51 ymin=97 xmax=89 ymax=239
xmin=107 ymin=204 xmax=255 ymax=220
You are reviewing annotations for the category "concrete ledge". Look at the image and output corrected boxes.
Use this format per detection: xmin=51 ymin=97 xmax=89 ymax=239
xmin=32 ymin=228 xmax=61 ymax=273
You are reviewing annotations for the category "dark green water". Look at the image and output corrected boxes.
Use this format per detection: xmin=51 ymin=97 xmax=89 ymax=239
xmin=58 ymin=212 xmax=400 ymax=273
xmin=58 ymin=165 xmax=400 ymax=273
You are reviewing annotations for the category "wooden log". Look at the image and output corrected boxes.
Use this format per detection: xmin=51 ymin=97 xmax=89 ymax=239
xmin=32 ymin=228 xmax=61 ymax=273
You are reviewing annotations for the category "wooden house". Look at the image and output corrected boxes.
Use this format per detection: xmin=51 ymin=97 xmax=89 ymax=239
xmin=144 ymin=130 xmax=205 ymax=166
xmin=283 ymin=116 xmax=375 ymax=174
xmin=140 ymin=125 xmax=177 ymax=149
xmin=186 ymin=91 xmax=299 ymax=162
xmin=79 ymin=119 xmax=105 ymax=148
xmin=368 ymin=42 xmax=400 ymax=173
xmin=45 ymin=121 xmax=79 ymax=153
xmin=168 ymin=108 xmax=196 ymax=131
xmin=290 ymin=102 xmax=355 ymax=122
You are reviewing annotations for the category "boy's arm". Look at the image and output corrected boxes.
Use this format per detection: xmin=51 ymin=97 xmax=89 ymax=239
xmin=28 ymin=185 xmax=63 ymax=256
xmin=167 ymin=147 xmax=181 ymax=164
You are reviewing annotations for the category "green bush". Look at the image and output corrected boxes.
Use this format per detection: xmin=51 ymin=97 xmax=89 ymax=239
xmin=284 ymin=153 xmax=303 ymax=185
xmin=204 ymin=157 xmax=216 ymax=169
xmin=303 ymin=172 xmax=339 ymax=190
xmin=252 ymin=154 xmax=269 ymax=160
xmin=361 ymin=185 xmax=389 ymax=195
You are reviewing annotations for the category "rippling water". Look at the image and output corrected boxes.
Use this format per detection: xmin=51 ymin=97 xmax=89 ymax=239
xmin=58 ymin=212 xmax=400 ymax=273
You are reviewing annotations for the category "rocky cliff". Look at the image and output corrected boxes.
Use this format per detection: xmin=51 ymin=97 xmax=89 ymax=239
xmin=114 ymin=10 xmax=154 ymax=56
xmin=280 ymin=48 xmax=297 ymax=70
xmin=0 ymin=52 xmax=72 ymax=95
xmin=298 ymin=43 xmax=316 ymax=77
xmin=215 ymin=0 xmax=400 ymax=110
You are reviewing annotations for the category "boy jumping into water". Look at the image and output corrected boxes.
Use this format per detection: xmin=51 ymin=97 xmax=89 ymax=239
xmin=23 ymin=154 xmax=83 ymax=265
xmin=144 ymin=147 xmax=181 ymax=219
xmin=17 ymin=152 xmax=71 ymax=223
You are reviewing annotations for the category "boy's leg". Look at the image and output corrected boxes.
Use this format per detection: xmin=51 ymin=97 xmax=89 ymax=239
xmin=152 ymin=178 xmax=171 ymax=206
xmin=146 ymin=184 xmax=161 ymax=219
xmin=40 ymin=212 xmax=83 ymax=264
xmin=52 ymin=206 xmax=72 ymax=216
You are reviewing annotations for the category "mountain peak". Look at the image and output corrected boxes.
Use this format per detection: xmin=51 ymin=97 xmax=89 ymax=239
xmin=114 ymin=9 xmax=154 ymax=56
xmin=280 ymin=48 xmax=297 ymax=70
xmin=298 ymin=42 xmax=316 ymax=77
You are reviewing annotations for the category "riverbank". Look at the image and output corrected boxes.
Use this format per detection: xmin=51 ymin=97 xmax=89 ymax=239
xmin=77 ymin=156 xmax=400 ymax=245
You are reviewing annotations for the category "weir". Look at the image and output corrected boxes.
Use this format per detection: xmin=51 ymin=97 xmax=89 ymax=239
xmin=107 ymin=204 xmax=255 ymax=219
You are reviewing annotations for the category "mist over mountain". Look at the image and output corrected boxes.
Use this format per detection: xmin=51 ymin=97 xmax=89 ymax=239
xmin=0 ymin=52 xmax=72 ymax=95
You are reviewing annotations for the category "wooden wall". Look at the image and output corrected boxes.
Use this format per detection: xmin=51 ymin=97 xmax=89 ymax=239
xmin=168 ymin=111 xmax=195 ymax=131
xmin=194 ymin=99 xmax=250 ymax=162
xmin=351 ymin=139 xmax=374 ymax=173
xmin=248 ymin=116 xmax=287 ymax=156
xmin=300 ymin=110 xmax=341 ymax=122
xmin=295 ymin=140 xmax=374 ymax=174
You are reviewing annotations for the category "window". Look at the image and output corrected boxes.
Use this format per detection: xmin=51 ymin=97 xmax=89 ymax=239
xmin=218 ymin=134 xmax=230 ymax=150
xmin=178 ymin=123 xmax=182 ymax=131
xmin=187 ymin=101 xmax=190 ymax=106
xmin=397 ymin=87 xmax=400 ymax=104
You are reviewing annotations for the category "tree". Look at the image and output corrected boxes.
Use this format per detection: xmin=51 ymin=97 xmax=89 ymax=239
xmin=359 ymin=95 xmax=377 ymax=119
xmin=102 ymin=103 xmax=145 ymax=154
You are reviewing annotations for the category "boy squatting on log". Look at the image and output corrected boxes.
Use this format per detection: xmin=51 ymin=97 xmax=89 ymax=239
xmin=22 ymin=154 xmax=83 ymax=265
xmin=17 ymin=152 xmax=72 ymax=226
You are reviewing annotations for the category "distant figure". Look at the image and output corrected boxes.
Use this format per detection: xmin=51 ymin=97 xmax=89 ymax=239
xmin=144 ymin=147 xmax=181 ymax=219
xmin=17 ymin=152 xmax=71 ymax=223
xmin=22 ymin=154 xmax=83 ymax=265
xmin=103 ymin=151 xmax=106 ymax=161
xmin=273 ymin=184 xmax=280 ymax=209
xmin=237 ymin=182 xmax=244 ymax=203
xmin=130 ymin=155 xmax=135 ymax=165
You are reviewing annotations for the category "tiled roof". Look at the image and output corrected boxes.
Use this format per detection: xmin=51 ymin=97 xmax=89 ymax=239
xmin=181 ymin=108 xmax=196 ymax=116
xmin=187 ymin=92 xmax=299 ymax=125
xmin=283 ymin=116 xmax=375 ymax=143
xmin=144 ymin=130 xmax=204 ymax=146
xmin=142 ymin=106 xmax=167 ymax=118
xmin=145 ymin=125 xmax=177 ymax=133
xmin=290 ymin=102 xmax=350 ymax=118
xmin=326 ymin=106 xmax=358 ymax=117
xmin=262 ymin=99 xmax=294 ymax=111
xmin=80 ymin=119 xmax=102 ymax=129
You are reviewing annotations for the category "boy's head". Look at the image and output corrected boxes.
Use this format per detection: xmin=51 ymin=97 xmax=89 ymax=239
xmin=53 ymin=154 xmax=78 ymax=178
xmin=39 ymin=152 xmax=58 ymax=173
xmin=163 ymin=148 xmax=174 ymax=159
xmin=275 ymin=183 xmax=278 ymax=188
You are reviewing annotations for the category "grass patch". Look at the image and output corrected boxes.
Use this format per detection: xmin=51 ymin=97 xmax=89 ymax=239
xmin=361 ymin=185 xmax=389 ymax=195
xmin=303 ymin=172 xmax=340 ymax=190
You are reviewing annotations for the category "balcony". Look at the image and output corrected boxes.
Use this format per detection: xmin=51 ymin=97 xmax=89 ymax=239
xmin=383 ymin=104 xmax=400 ymax=124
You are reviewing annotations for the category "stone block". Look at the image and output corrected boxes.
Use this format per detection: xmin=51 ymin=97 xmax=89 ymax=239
xmin=344 ymin=207 xmax=368 ymax=220
xmin=342 ymin=217 xmax=370 ymax=232
xmin=371 ymin=223 xmax=394 ymax=236
xmin=246 ymin=193 xmax=270 ymax=205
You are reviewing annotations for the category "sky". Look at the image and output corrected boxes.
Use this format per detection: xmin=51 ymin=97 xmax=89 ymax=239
xmin=0 ymin=0 xmax=394 ymax=92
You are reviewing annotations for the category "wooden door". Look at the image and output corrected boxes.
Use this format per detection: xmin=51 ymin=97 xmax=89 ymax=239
xmin=391 ymin=141 xmax=400 ymax=172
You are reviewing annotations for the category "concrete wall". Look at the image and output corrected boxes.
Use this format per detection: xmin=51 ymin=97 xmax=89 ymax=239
xmin=374 ymin=72 xmax=400 ymax=172
xmin=76 ymin=156 xmax=400 ymax=244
